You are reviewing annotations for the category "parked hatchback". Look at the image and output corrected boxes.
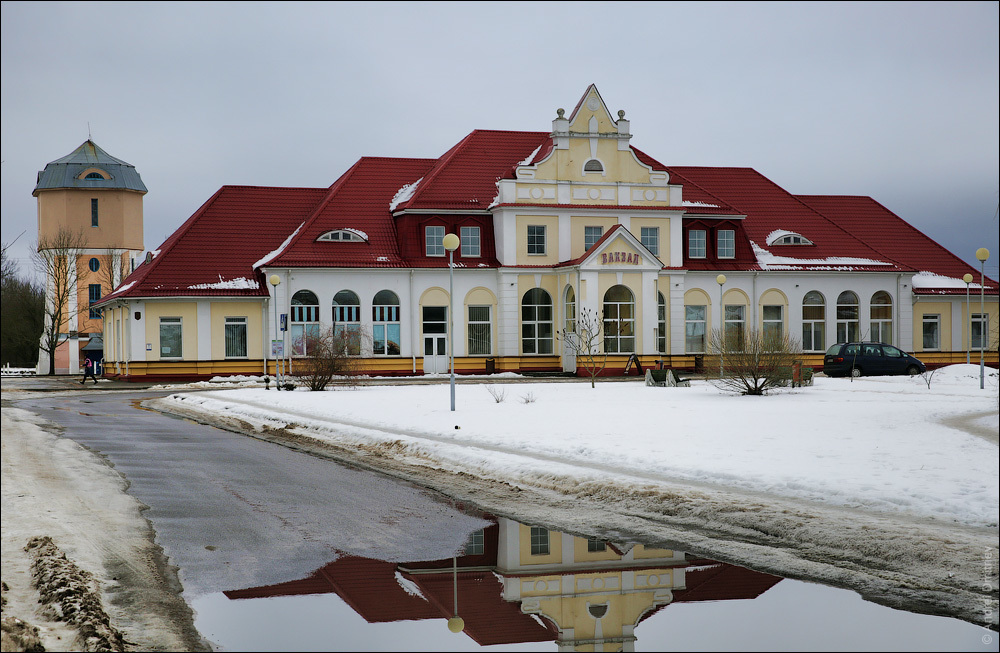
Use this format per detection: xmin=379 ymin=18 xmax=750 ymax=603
xmin=823 ymin=342 xmax=926 ymax=377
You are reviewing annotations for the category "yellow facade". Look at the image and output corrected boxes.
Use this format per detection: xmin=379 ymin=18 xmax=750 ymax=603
xmin=209 ymin=302 xmax=264 ymax=360
xmin=144 ymin=302 xmax=199 ymax=361
xmin=37 ymin=188 xmax=144 ymax=250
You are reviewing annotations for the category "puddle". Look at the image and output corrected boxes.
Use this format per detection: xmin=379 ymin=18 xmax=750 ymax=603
xmin=193 ymin=515 xmax=996 ymax=652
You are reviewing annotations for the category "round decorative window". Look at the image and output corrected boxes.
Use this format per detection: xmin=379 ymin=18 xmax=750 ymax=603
xmin=89 ymin=257 xmax=100 ymax=272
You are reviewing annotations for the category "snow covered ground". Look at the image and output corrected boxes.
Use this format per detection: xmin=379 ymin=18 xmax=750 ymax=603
xmin=151 ymin=364 xmax=1000 ymax=631
xmin=162 ymin=365 xmax=999 ymax=527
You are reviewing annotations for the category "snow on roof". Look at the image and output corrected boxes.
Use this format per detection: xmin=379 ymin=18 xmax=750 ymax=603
xmin=394 ymin=571 xmax=427 ymax=600
xmin=518 ymin=143 xmax=542 ymax=167
xmin=253 ymin=222 xmax=304 ymax=269
xmin=342 ymin=228 xmax=368 ymax=240
xmin=752 ymin=241 xmax=890 ymax=270
xmin=912 ymin=271 xmax=985 ymax=289
xmin=389 ymin=177 xmax=422 ymax=212
xmin=188 ymin=276 xmax=260 ymax=290
xmin=765 ymin=229 xmax=805 ymax=245
xmin=682 ymin=200 xmax=720 ymax=208
xmin=109 ymin=280 xmax=136 ymax=296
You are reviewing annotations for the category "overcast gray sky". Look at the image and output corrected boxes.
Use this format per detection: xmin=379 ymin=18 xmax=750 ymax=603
xmin=2 ymin=1 xmax=997 ymax=280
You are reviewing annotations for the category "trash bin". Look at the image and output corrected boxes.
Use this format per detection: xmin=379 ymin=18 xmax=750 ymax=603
xmin=694 ymin=355 xmax=704 ymax=373
xmin=792 ymin=360 xmax=802 ymax=387
xmin=485 ymin=357 xmax=495 ymax=374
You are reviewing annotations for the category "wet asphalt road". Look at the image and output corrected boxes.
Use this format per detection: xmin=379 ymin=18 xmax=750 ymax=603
xmin=5 ymin=379 xmax=486 ymax=599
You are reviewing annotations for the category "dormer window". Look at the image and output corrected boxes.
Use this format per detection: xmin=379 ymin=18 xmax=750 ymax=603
xmin=583 ymin=159 xmax=604 ymax=173
xmin=767 ymin=231 xmax=813 ymax=246
xmin=79 ymin=168 xmax=109 ymax=180
xmin=317 ymin=229 xmax=367 ymax=242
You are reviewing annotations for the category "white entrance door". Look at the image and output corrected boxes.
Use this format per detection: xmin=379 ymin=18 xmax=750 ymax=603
xmin=424 ymin=335 xmax=448 ymax=374
xmin=562 ymin=331 xmax=577 ymax=373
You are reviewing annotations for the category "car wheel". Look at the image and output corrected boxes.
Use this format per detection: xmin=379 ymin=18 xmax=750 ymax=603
xmin=850 ymin=367 xmax=862 ymax=378
xmin=906 ymin=365 xmax=920 ymax=376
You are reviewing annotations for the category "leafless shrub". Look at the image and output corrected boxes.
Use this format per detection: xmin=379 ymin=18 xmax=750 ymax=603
xmin=520 ymin=391 xmax=537 ymax=404
xmin=708 ymin=327 xmax=802 ymax=395
xmin=919 ymin=369 xmax=937 ymax=389
xmin=294 ymin=327 xmax=368 ymax=391
xmin=558 ymin=307 xmax=607 ymax=388
xmin=485 ymin=384 xmax=507 ymax=403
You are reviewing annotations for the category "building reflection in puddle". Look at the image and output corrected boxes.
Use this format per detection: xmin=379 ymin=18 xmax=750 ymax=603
xmin=224 ymin=516 xmax=781 ymax=650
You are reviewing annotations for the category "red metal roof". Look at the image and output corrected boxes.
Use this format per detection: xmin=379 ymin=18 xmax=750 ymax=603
xmin=98 ymin=185 xmax=329 ymax=304
xmin=796 ymin=195 xmax=997 ymax=292
xmin=99 ymin=127 xmax=993 ymax=304
xmin=266 ymin=157 xmax=437 ymax=269
xmin=394 ymin=130 xmax=551 ymax=212
xmin=666 ymin=166 xmax=905 ymax=272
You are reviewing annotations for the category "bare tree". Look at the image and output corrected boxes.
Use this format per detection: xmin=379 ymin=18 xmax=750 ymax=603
xmin=31 ymin=228 xmax=87 ymax=375
xmin=97 ymin=244 xmax=134 ymax=294
xmin=559 ymin=307 xmax=608 ymax=388
xmin=708 ymin=326 xmax=803 ymax=395
xmin=295 ymin=326 xmax=369 ymax=391
xmin=1 ymin=243 xmax=45 ymax=367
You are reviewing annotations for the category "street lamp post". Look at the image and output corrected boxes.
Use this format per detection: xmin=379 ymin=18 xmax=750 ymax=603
xmin=447 ymin=556 xmax=464 ymax=634
xmin=269 ymin=274 xmax=281 ymax=389
xmin=716 ymin=274 xmax=727 ymax=379
xmin=963 ymin=273 xmax=973 ymax=365
xmin=443 ymin=233 xmax=461 ymax=411
xmin=975 ymin=248 xmax=990 ymax=390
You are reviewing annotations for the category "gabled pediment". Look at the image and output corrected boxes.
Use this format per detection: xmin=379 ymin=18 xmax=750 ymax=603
xmin=577 ymin=225 xmax=663 ymax=270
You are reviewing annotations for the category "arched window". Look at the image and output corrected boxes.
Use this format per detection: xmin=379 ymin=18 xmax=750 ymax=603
xmin=333 ymin=290 xmax=361 ymax=355
xmin=802 ymin=291 xmax=825 ymax=351
xmin=603 ymin=285 xmax=635 ymax=353
xmin=290 ymin=290 xmax=320 ymax=356
xmin=583 ymin=159 xmax=604 ymax=173
xmin=836 ymin=291 xmax=859 ymax=343
xmin=85 ymin=172 xmax=104 ymax=180
xmin=318 ymin=229 xmax=367 ymax=242
xmin=372 ymin=290 xmax=400 ymax=355
xmin=657 ymin=292 xmax=666 ymax=354
xmin=521 ymin=288 xmax=553 ymax=354
xmin=870 ymin=291 xmax=893 ymax=344
xmin=564 ymin=286 xmax=576 ymax=333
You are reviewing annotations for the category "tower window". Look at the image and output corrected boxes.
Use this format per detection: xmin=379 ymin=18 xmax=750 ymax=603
xmin=88 ymin=257 xmax=100 ymax=272
xmin=584 ymin=159 xmax=604 ymax=173
xmin=91 ymin=198 xmax=99 ymax=227
xmin=85 ymin=172 xmax=104 ymax=180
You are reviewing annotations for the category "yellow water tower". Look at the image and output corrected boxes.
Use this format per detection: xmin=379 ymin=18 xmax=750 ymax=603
xmin=32 ymin=140 xmax=146 ymax=375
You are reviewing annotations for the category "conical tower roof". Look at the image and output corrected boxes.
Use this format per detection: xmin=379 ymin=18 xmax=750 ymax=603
xmin=33 ymin=140 xmax=147 ymax=195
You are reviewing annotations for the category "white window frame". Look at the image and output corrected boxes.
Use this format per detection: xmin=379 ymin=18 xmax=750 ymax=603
xmin=972 ymin=313 xmax=990 ymax=350
xmin=460 ymin=226 xmax=481 ymax=257
xmin=159 ymin=317 xmax=182 ymax=359
xmin=688 ymin=229 xmax=706 ymax=259
xmin=685 ymin=305 xmax=707 ymax=353
xmin=467 ymin=305 xmax=491 ymax=355
xmin=718 ymin=229 xmax=735 ymax=259
xmin=521 ymin=288 xmax=553 ymax=354
xmin=527 ymin=225 xmax=546 ymax=255
xmin=425 ymin=225 xmax=445 ymax=257
xmin=641 ymin=226 xmax=659 ymax=256
xmin=922 ymin=314 xmax=941 ymax=351
xmin=762 ymin=304 xmax=783 ymax=341
xmin=802 ymin=291 xmax=826 ymax=352
xmin=224 ymin=316 xmax=248 ymax=358
xmin=584 ymin=226 xmax=603 ymax=251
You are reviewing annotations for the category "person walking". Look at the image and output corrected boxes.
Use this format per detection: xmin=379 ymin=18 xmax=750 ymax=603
xmin=80 ymin=357 xmax=98 ymax=384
